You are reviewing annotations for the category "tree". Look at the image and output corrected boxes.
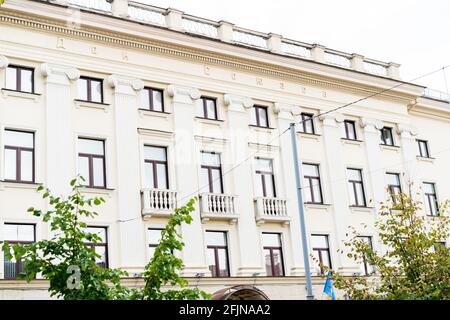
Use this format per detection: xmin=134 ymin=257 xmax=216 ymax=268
xmin=0 ymin=0 xmax=5 ymax=6
xmin=140 ymin=197 xmax=210 ymax=300
xmin=331 ymin=191 xmax=450 ymax=300
xmin=1 ymin=177 xmax=130 ymax=300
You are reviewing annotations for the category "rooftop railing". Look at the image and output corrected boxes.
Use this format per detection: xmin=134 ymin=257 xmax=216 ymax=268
xmin=128 ymin=2 xmax=166 ymax=26
xmin=423 ymin=88 xmax=450 ymax=102
xmin=68 ymin=0 xmax=112 ymax=12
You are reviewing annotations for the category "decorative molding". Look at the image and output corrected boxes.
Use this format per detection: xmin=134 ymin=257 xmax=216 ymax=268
xmin=223 ymin=93 xmax=253 ymax=112
xmin=396 ymin=123 xmax=418 ymax=137
xmin=107 ymin=74 xmax=144 ymax=95
xmin=167 ymin=84 xmax=200 ymax=103
xmin=40 ymin=62 xmax=80 ymax=84
xmin=194 ymin=135 xmax=228 ymax=146
xmin=0 ymin=9 xmax=417 ymax=104
xmin=248 ymin=142 xmax=279 ymax=152
xmin=359 ymin=117 xmax=384 ymax=131
xmin=0 ymin=55 xmax=9 ymax=69
xmin=319 ymin=111 xmax=344 ymax=126
xmin=137 ymin=127 xmax=174 ymax=139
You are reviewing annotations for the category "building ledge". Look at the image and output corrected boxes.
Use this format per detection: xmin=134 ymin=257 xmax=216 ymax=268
xmin=138 ymin=108 xmax=171 ymax=120
xmin=1 ymin=88 xmax=41 ymax=102
xmin=0 ymin=181 xmax=42 ymax=191
xmin=416 ymin=155 xmax=435 ymax=163
xmin=74 ymin=99 xmax=110 ymax=112
xmin=341 ymin=138 xmax=364 ymax=146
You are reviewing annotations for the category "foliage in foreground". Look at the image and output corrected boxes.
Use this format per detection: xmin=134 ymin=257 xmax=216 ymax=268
xmin=331 ymin=192 xmax=450 ymax=300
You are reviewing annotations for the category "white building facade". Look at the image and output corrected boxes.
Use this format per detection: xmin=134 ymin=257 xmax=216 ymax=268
xmin=0 ymin=0 xmax=449 ymax=299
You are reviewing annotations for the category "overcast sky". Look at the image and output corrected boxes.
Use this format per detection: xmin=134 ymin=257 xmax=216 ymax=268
xmin=138 ymin=0 xmax=450 ymax=93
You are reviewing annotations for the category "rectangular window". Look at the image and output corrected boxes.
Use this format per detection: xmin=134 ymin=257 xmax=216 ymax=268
xmin=262 ymin=233 xmax=284 ymax=277
xmin=386 ymin=172 xmax=402 ymax=202
xmin=299 ymin=113 xmax=315 ymax=134
xmin=311 ymin=234 xmax=332 ymax=275
xmin=343 ymin=120 xmax=357 ymax=140
xmin=380 ymin=127 xmax=394 ymax=146
xmin=148 ymin=228 xmax=163 ymax=259
xmin=423 ymin=182 xmax=439 ymax=216
xmin=144 ymin=146 xmax=168 ymax=189
xmin=255 ymin=158 xmax=276 ymax=197
xmin=85 ymin=227 xmax=108 ymax=268
xmin=200 ymin=151 xmax=223 ymax=194
xmin=4 ymin=130 xmax=35 ymax=183
xmin=251 ymin=105 xmax=269 ymax=128
xmin=206 ymin=231 xmax=230 ymax=277
xmin=357 ymin=236 xmax=373 ymax=276
xmin=417 ymin=140 xmax=430 ymax=158
xmin=3 ymin=223 xmax=35 ymax=279
xmin=141 ymin=87 xmax=164 ymax=112
xmin=78 ymin=138 xmax=106 ymax=188
xmin=5 ymin=65 xmax=34 ymax=93
xmin=77 ymin=77 xmax=103 ymax=103
xmin=197 ymin=96 xmax=218 ymax=120
xmin=303 ymin=163 xmax=323 ymax=204
xmin=347 ymin=168 xmax=366 ymax=207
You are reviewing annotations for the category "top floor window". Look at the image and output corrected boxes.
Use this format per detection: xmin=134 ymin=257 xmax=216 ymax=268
xmin=141 ymin=87 xmax=164 ymax=112
xmin=343 ymin=120 xmax=357 ymax=140
xmin=5 ymin=65 xmax=34 ymax=93
xmin=77 ymin=77 xmax=103 ymax=103
xmin=251 ymin=105 xmax=269 ymax=128
xmin=423 ymin=182 xmax=438 ymax=216
xmin=78 ymin=138 xmax=106 ymax=188
xmin=255 ymin=158 xmax=276 ymax=198
xmin=197 ymin=96 xmax=218 ymax=120
xmin=144 ymin=146 xmax=168 ymax=189
xmin=3 ymin=223 xmax=35 ymax=279
xmin=299 ymin=113 xmax=315 ymax=134
xmin=417 ymin=140 xmax=431 ymax=158
xmin=4 ymin=130 xmax=35 ymax=183
xmin=380 ymin=126 xmax=394 ymax=146
xmin=200 ymin=151 xmax=223 ymax=194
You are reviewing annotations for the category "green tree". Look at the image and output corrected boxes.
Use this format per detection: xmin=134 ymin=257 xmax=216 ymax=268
xmin=1 ymin=177 xmax=130 ymax=300
xmin=140 ymin=197 xmax=210 ymax=300
xmin=331 ymin=191 xmax=450 ymax=300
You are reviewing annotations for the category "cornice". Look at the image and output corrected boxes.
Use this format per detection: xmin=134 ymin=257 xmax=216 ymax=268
xmin=0 ymin=7 xmax=416 ymax=103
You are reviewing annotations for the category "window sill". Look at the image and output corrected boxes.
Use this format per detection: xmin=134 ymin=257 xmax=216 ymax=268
xmin=297 ymin=132 xmax=321 ymax=141
xmin=380 ymin=144 xmax=401 ymax=152
xmin=248 ymin=125 xmax=275 ymax=132
xmin=1 ymin=88 xmax=41 ymax=102
xmin=416 ymin=155 xmax=435 ymax=163
xmin=341 ymin=138 xmax=363 ymax=146
xmin=349 ymin=206 xmax=375 ymax=213
xmin=74 ymin=99 xmax=110 ymax=112
xmin=79 ymin=187 xmax=115 ymax=197
xmin=196 ymin=117 xmax=225 ymax=127
xmin=0 ymin=181 xmax=42 ymax=191
xmin=138 ymin=109 xmax=171 ymax=120
xmin=304 ymin=203 xmax=332 ymax=211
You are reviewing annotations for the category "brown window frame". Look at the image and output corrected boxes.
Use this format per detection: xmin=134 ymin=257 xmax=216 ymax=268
xmin=199 ymin=96 xmax=218 ymax=120
xmin=148 ymin=228 xmax=164 ymax=258
xmin=348 ymin=168 xmax=367 ymax=207
xmin=252 ymin=105 xmax=269 ymax=128
xmin=423 ymin=182 xmax=439 ymax=216
xmin=4 ymin=130 xmax=35 ymax=184
xmin=262 ymin=233 xmax=285 ymax=277
xmin=255 ymin=157 xmax=276 ymax=198
xmin=417 ymin=139 xmax=430 ymax=158
xmin=386 ymin=172 xmax=402 ymax=202
xmin=356 ymin=236 xmax=373 ymax=276
xmin=78 ymin=138 xmax=106 ymax=189
xmin=5 ymin=65 xmax=35 ymax=93
xmin=311 ymin=234 xmax=332 ymax=275
xmin=344 ymin=120 xmax=357 ymax=140
xmin=141 ymin=87 xmax=164 ymax=112
xmin=206 ymin=231 xmax=230 ymax=278
xmin=201 ymin=151 xmax=223 ymax=194
xmin=299 ymin=112 xmax=315 ymax=134
xmin=144 ymin=146 xmax=169 ymax=189
xmin=78 ymin=76 xmax=104 ymax=103
xmin=84 ymin=226 xmax=108 ymax=269
xmin=380 ymin=126 xmax=395 ymax=146
xmin=3 ymin=223 xmax=36 ymax=279
xmin=303 ymin=163 xmax=323 ymax=204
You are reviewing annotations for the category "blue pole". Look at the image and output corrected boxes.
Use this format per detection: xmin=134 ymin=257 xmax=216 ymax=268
xmin=290 ymin=122 xmax=314 ymax=300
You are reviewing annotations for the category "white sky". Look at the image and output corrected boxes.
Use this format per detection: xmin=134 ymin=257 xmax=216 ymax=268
xmin=138 ymin=0 xmax=450 ymax=92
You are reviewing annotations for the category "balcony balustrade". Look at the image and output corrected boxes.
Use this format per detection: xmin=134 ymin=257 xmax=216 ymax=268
xmin=254 ymin=197 xmax=290 ymax=225
xmin=141 ymin=188 xmax=177 ymax=218
xmin=200 ymin=193 xmax=238 ymax=224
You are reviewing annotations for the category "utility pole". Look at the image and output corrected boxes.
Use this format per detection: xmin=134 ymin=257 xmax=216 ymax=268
xmin=290 ymin=122 xmax=314 ymax=300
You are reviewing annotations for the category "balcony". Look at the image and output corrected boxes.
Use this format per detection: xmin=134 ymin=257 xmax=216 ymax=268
xmin=141 ymin=189 xmax=177 ymax=218
xmin=254 ymin=197 xmax=291 ymax=226
xmin=200 ymin=193 xmax=238 ymax=224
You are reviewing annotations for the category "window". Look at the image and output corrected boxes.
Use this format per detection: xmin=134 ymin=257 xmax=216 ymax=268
xmin=262 ymin=233 xmax=284 ymax=277
xmin=78 ymin=138 xmax=106 ymax=188
xmin=5 ymin=65 xmax=34 ymax=93
xmin=343 ymin=120 xmax=357 ymax=140
xmin=251 ymin=105 xmax=269 ymax=128
xmin=255 ymin=158 xmax=276 ymax=197
xmin=148 ymin=228 xmax=163 ymax=259
xmin=347 ymin=168 xmax=366 ymax=207
xmin=144 ymin=146 xmax=168 ymax=189
xmin=4 ymin=130 xmax=35 ymax=183
xmin=423 ymin=182 xmax=438 ymax=216
xmin=200 ymin=151 xmax=223 ymax=193
xmin=357 ymin=236 xmax=374 ymax=276
xmin=206 ymin=231 xmax=230 ymax=277
xmin=299 ymin=113 xmax=315 ymax=134
xmin=3 ymin=224 xmax=35 ymax=279
xmin=85 ymin=227 xmax=108 ymax=268
xmin=197 ymin=96 xmax=218 ymax=120
xmin=311 ymin=234 xmax=332 ymax=275
xmin=141 ymin=87 xmax=164 ymax=112
xmin=303 ymin=163 xmax=323 ymax=204
xmin=77 ymin=77 xmax=103 ymax=103
xmin=380 ymin=126 xmax=394 ymax=146
xmin=417 ymin=140 xmax=430 ymax=158
xmin=386 ymin=173 xmax=402 ymax=202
